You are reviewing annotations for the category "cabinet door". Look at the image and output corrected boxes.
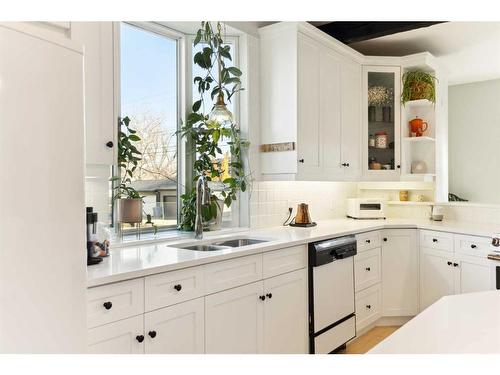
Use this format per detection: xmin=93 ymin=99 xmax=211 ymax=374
xmin=320 ymin=47 xmax=342 ymax=177
xmin=205 ymin=281 xmax=264 ymax=354
xmin=381 ymin=229 xmax=418 ymax=316
xmin=340 ymin=58 xmax=362 ymax=177
xmin=420 ymin=248 xmax=454 ymax=310
xmin=455 ymin=256 xmax=493 ymax=294
xmin=263 ymin=269 xmax=308 ymax=354
xmin=362 ymin=65 xmax=401 ymax=180
xmin=297 ymin=33 xmax=321 ymax=176
xmin=71 ymin=22 xmax=115 ymax=165
xmin=144 ymin=298 xmax=204 ymax=354
xmin=87 ymin=315 xmax=144 ymax=354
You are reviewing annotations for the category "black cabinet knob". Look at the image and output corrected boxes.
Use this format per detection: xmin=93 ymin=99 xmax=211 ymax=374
xmin=106 ymin=141 xmax=114 ymax=148
xmin=298 ymin=158 xmax=304 ymax=163
xmin=366 ymin=304 xmax=371 ymax=309
xmin=396 ymin=165 xmax=401 ymax=169
xmin=136 ymin=335 xmax=144 ymax=343
xmin=365 ymin=267 xmax=371 ymax=271
xmin=471 ymin=244 xmax=477 ymax=249
xmin=383 ymin=238 xmax=388 ymax=242
xmin=366 ymin=239 xmax=371 ymax=243
xmin=259 ymin=295 xmax=266 ymax=301
xmin=433 ymin=238 xmax=438 ymax=243
xmin=447 ymin=261 xmax=452 ymax=266
xmin=103 ymin=301 xmax=112 ymax=310
xmin=453 ymin=263 xmax=459 ymax=267
xmin=266 ymin=293 xmax=273 ymax=299
xmin=173 ymin=284 xmax=182 ymax=291
xmin=148 ymin=331 xmax=157 ymax=339
xmin=341 ymin=162 xmax=350 ymax=167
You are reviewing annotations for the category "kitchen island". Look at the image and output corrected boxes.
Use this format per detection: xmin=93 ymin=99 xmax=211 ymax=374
xmin=369 ymin=290 xmax=500 ymax=353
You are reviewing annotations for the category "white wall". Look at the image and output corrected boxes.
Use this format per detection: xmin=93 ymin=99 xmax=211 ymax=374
xmin=448 ymin=79 xmax=500 ymax=203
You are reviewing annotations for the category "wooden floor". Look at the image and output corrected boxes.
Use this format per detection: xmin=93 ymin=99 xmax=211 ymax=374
xmin=339 ymin=326 xmax=400 ymax=354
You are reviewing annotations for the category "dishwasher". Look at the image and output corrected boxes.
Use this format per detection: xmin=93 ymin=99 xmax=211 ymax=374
xmin=308 ymin=235 xmax=357 ymax=354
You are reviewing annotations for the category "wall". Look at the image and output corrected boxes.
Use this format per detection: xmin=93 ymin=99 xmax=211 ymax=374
xmin=449 ymin=79 xmax=500 ymax=203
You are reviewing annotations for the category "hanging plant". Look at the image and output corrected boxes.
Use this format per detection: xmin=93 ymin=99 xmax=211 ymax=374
xmin=401 ymin=70 xmax=437 ymax=105
xmin=178 ymin=21 xmax=250 ymax=231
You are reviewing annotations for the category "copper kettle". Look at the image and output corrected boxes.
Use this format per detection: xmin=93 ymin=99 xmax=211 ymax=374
xmin=294 ymin=203 xmax=312 ymax=224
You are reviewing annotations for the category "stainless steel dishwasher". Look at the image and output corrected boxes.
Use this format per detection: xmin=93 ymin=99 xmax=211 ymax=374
xmin=308 ymin=235 xmax=357 ymax=354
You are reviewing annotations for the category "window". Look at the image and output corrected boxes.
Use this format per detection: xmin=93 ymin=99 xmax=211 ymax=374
xmin=119 ymin=22 xmax=180 ymax=231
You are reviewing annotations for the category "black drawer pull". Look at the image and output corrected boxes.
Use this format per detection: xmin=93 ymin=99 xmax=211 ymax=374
xmin=259 ymin=295 xmax=266 ymax=301
xmin=106 ymin=141 xmax=114 ymax=148
xmin=103 ymin=301 xmax=112 ymax=310
xmin=432 ymin=238 xmax=438 ymax=243
xmin=447 ymin=261 xmax=452 ymax=266
xmin=148 ymin=331 xmax=157 ymax=339
xmin=298 ymin=158 xmax=304 ymax=163
xmin=266 ymin=293 xmax=273 ymax=299
xmin=366 ymin=304 xmax=371 ymax=309
xmin=365 ymin=267 xmax=371 ymax=271
xmin=471 ymin=244 xmax=477 ymax=249
xmin=383 ymin=238 xmax=388 ymax=242
xmin=173 ymin=284 xmax=182 ymax=291
xmin=366 ymin=239 xmax=371 ymax=243
xmin=453 ymin=263 xmax=459 ymax=267
xmin=136 ymin=335 xmax=144 ymax=343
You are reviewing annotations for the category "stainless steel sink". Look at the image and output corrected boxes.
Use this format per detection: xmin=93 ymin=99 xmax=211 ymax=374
xmin=213 ymin=238 xmax=268 ymax=247
xmin=178 ymin=244 xmax=229 ymax=252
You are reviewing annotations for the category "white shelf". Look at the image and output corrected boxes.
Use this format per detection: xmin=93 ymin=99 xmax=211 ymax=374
xmin=401 ymin=173 xmax=436 ymax=182
xmin=403 ymin=136 xmax=435 ymax=143
xmin=358 ymin=181 xmax=435 ymax=191
xmin=387 ymin=201 xmax=435 ymax=206
xmin=404 ymin=99 xmax=434 ymax=108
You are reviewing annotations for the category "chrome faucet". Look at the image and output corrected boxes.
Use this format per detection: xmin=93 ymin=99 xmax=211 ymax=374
xmin=195 ymin=175 xmax=210 ymax=239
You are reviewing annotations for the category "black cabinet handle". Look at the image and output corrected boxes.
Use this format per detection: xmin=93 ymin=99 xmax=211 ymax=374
xmin=447 ymin=261 xmax=452 ymax=266
xmin=266 ymin=293 xmax=273 ymax=299
xmin=259 ymin=295 xmax=266 ymax=301
xmin=106 ymin=141 xmax=114 ymax=148
xmin=341 ymin=162 xmax=350 ymax=167
xmin=366 ymin=304 xmax=371 ymax=309
xmin=433 ymin=238 xmax=438 ymax=243
xmin=365 ymin=267 xmax=371 ymax=271
xmin=136 ymin=335 xmax=144 ymax=343
xmin=396 ymin=165 xmax=401 ymax=169
xmin=471 ymin=244 xmax=477 ymax=249
xmin=298 ymin=158 xmax=304 ymax=163
xmin=383 ymin=238 xmax=388 ymax=242
xmin=173 ymin=284 xmax=182 ymax=291
xmin=366 ymin=239 xmax=371 ymax=243
xmin=148 ymin=331 xmax=157 ymax=339
xmin=103 ymin=301 xmax=112 ymax=310
xmin=453 ymin=263 xmax=459 ymax=267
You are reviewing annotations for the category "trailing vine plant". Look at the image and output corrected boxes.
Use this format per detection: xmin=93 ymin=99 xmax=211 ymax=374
xmin=178 ymin=21 xmax=250 ymax=231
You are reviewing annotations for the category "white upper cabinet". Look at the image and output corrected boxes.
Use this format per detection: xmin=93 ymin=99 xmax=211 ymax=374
xmin=71 ymin=22 xmax=115 ymax=165
xmin=259 ymin=23 xmax=362 ymax=181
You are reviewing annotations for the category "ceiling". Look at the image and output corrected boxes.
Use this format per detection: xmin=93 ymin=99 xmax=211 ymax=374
xmin=344 ymin=22 xmax=500 ymax=86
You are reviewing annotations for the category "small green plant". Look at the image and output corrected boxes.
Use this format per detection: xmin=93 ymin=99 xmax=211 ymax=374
xmin=178 ymin=21 xmax=250 ymax=231
xmin=111 ymin=116 xmax=143 ymax=200
xmin=401 ymin=70 xmax=437 ymax=105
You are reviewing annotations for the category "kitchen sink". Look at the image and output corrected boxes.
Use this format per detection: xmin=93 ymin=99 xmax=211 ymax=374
xmin=212 ymin=238 xmax=268 ymax=247
xmin=176 ymin=238 xmax=269 ymax=251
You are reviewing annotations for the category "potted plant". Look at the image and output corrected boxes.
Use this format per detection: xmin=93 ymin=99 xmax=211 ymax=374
xmin=401 ymin=70 xmax=437 ymax=105
xmin=112 ymin=116 xmax=144 ymax=225
xmin=178 ymin=21 xmax=250 ymax=231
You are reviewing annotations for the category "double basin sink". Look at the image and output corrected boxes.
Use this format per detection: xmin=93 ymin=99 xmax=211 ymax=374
xmin=176 ymin=238 xmax=268 ymax=252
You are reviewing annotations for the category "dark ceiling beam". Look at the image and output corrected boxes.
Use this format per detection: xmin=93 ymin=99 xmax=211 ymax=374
xmin=317 ymin=22 xmax=446 ymax=44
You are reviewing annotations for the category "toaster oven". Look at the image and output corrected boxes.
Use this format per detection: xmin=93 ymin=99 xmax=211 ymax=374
xmin=347 ymin=198 xmax=386 ymax=219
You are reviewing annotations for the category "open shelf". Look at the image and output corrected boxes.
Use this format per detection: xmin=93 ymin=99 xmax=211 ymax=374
xmin=358 ymin=181 xmax=435 ymax=191
xmin=401 ymin=173 xmax=436 ymax=182
xmin=387 ymin=201 xmax=435 ymax=206
xmin=403 ymin=136 xmax=435 ymax=143
xmin=404 ymin=99 xmax=434 ymax=108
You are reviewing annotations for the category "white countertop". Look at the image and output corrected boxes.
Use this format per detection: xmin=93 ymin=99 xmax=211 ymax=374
xmin=87 ymin=218 xmax=500 ymax=288
xmin=369 ymin=290 xmax=500 ymax=353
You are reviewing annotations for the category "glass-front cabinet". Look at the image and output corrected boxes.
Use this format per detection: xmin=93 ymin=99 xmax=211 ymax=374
xmin=362 ymin=66 xmax=401 ymax=179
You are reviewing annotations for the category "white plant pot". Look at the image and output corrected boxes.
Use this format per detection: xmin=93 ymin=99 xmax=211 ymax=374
xmin=117 ymin=198 xmax=143 ymax=224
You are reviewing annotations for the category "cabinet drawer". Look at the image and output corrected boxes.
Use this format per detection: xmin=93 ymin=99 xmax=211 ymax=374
xmin=87 ymin=278 xmax=144 ymax=328
xmin=354 ymin=248 xmax=381 ymax=292
xmin=87 ymin=315 xmax=144 ymax=354
xmin=145 ymin=266 xmax=205 ymax=312
xmin=263 ymin=245 xmax=307 ymax=278
xmin=356 ymin=231 xmax=381 ymax=252
xmin=420 ymin=230 xmax=454 ymax=252
xmin=314 ymin=315 xmax=356 ymax=354
xmin=204 ymin=254 xmax=263 ymax=294
xmin=454 ymin=234 xmax=493 ymax=258
xmin=355 ymin=283 xmax=381 ymax=332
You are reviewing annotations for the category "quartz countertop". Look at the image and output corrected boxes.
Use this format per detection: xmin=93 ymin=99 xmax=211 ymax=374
xmin=369 ymin=290 xmax=500 ymax=354
xmin=87 ymin=218 xmax=500 ymax=288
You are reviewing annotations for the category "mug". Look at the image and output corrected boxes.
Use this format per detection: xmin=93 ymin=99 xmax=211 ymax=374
xmin=409 ymin=117 xmax=428 ymax=137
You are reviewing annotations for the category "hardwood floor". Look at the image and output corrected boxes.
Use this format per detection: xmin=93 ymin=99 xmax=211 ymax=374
xmin=339 ymin=326 xmax=400 ymax=354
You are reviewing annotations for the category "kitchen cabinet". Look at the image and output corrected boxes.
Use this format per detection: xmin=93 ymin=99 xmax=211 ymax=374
xmin=88 ymin=315 xmax=144 ymax=354
xmin=362 ymin=65 xmax=401 ymax=179
xmin=205 ymin=281 xmax=264 ymax=354
xmin=259 ymin=23 xmax=362 ymax=181
xmin=420 ymin=248 xmax=455 ymax=310
xmin=71 ymin=22 xmax=115 ymax=165
xmin=263 ymin=269 xmax=308 ymax=354
xmin=455 ymin=256 xmax=492 ymax=294
xmin=381 ymin=229 xmax=418 ymax=316
xmin=144 ymin=298 xmax=204 ymax=354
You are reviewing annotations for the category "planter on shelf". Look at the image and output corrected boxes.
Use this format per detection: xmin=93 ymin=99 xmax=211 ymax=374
xmin=117 ymin=198 xmax=143 ymax=224
xmin=401 ymin=70 xmax=437 ymax=105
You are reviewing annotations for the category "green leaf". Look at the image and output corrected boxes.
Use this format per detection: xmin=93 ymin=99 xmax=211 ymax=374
xmin=228 ymin=67 xmax=242 ymax=76
xmin=128 ymin=134 xmax=141 ymax=141
xmin=194 ymin=29 xmax=202 ymax=46
xmin=192 ymin=100 xmax=202 ymax=112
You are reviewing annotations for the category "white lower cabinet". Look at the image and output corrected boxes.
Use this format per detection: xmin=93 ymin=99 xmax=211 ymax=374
xmin=205 ymin=281 xmax=264 ymax=354
xmin=355 ymin=284 xmax=381 ymax=330
xmin=381 ymin=229 xmax=418 ymax=316
xmin=144 ymin=298 xmax=204 ymax=354
xmin=263 ymin=269 xmax=308 ymax=354
xmin=420 ymin=248 xmax=455 ymax=310
xmin=88 ymin=315 xmax=144 ymax=354
xmin=455 ymin=256 xmax=492 ymax=294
